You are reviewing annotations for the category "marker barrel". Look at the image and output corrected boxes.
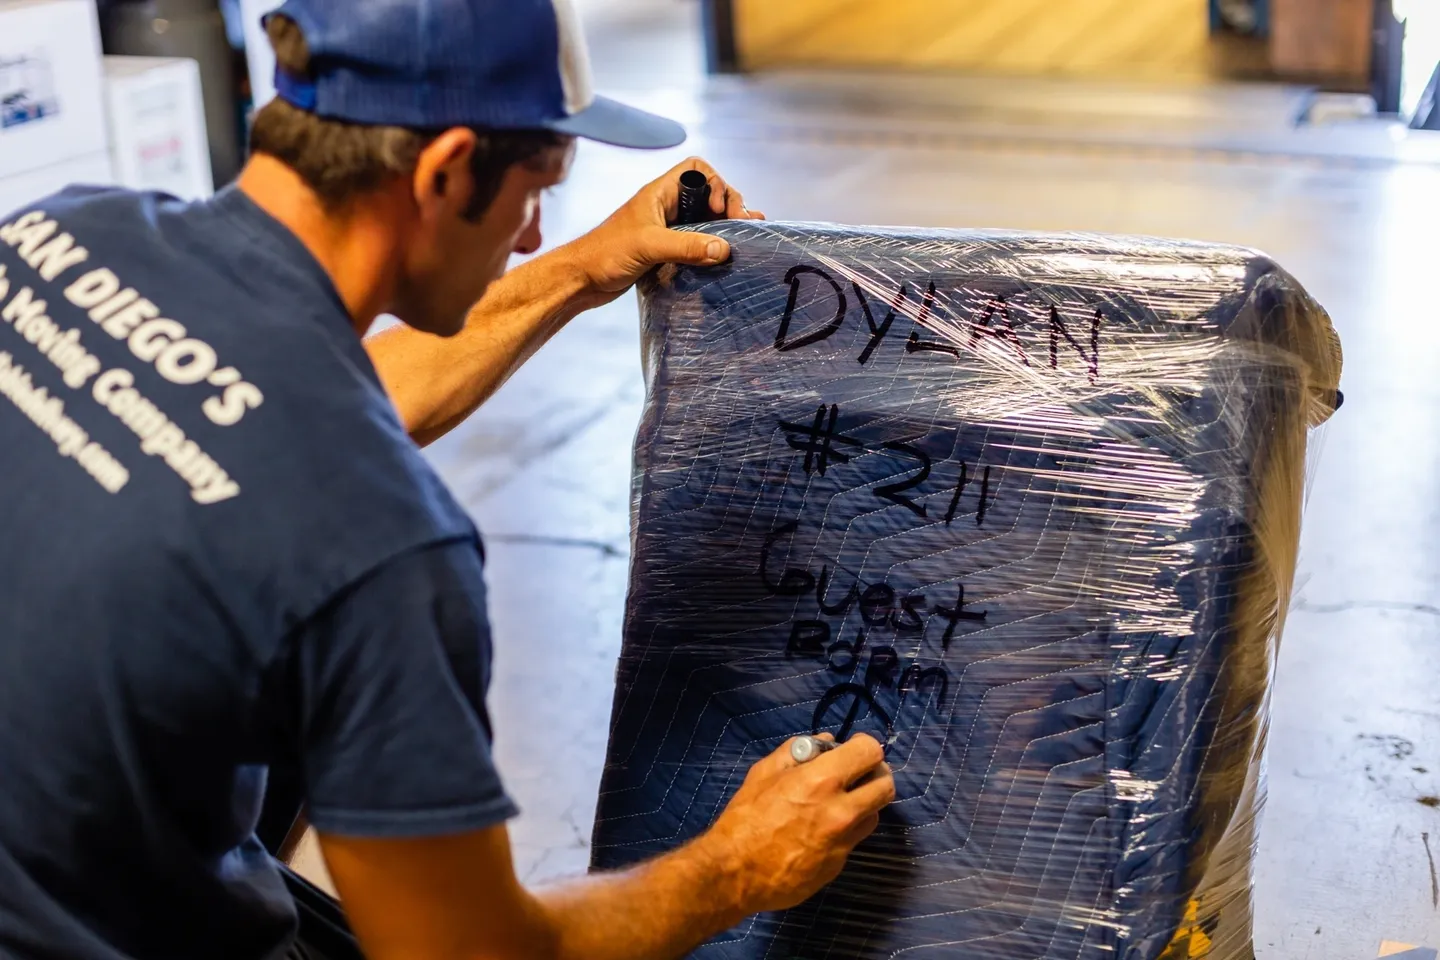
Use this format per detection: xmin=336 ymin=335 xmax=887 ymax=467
xmin=790 ymin=735 xmax=836 ymax=764
xmin=676 ymin=169 xmax=713 ymax=226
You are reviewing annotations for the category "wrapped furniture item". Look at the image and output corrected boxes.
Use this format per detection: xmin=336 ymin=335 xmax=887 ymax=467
xmin=592 ymin=221 xmax=1341 ymax=960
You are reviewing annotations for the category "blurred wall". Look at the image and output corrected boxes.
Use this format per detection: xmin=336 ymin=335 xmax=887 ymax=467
xmin=732 ymin=0 xmax=1268 ymax=81
xmin=1269 ymin=0 xmax=1373 ymax=83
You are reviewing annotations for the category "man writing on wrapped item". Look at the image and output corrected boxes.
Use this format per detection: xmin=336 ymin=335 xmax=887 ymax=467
xmin=0 ymin=1 xmax=894 ymax=958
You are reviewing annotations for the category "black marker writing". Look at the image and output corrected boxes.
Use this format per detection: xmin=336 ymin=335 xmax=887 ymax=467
xmin=779 ymin=404 xmax=862 ymax=477
xmin=855 ymin=281 xmax=906 ymax=365
xmin=905 ymin=282 xmax=957 ymax=358
xmin=934 ymin=584 xmax=987 ymax=650
xmin=1050 ymin=304 xmax=1101 ymax=383
xmin=763 ymin=521 xmax=990 ymax=652
xmin=943 ymin=461 xmax=993 ymax=527
xmin=775 ymin=265 xmax=846 ymax=353
xmin=768 ymin=260 xmax=1105 ymax=379
xmin=969 ymin=296 xmax=1030 ymax=365
xmin=814 ymin=683 xmax=892 ymax=741
xmin=874 ymin=442 xmax=932 ymax=518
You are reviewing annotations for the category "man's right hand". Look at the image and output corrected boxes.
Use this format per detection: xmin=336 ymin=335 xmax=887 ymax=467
xmin=320 ymin=734 xmax=895 ymax=960
xmin=696 ymin=733 xmax=896 ymax=916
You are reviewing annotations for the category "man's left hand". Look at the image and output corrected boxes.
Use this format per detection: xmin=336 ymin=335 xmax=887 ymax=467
xmin=558 ymin=157 xmax=765 ymax=308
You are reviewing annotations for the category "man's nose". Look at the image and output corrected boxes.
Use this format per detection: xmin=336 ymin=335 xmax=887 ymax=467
xmin=514 ymin=203 xmax=543 ymax=255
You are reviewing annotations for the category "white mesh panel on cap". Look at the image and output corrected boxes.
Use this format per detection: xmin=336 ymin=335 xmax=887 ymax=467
xmin=550 ymin=0 xmax=596 ymax=116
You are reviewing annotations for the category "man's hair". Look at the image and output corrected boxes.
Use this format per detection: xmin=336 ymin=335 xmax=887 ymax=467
xmin=249 ymin=14 xmax=564 ymax=216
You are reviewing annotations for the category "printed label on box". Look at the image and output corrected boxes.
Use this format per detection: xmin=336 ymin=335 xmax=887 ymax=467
xmin=0 ymin=51 xmax=59 ymax=129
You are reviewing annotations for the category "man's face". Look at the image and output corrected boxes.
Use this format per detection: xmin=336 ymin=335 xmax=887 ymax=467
xmin=394 ymin=134 xmax=575 ymax=337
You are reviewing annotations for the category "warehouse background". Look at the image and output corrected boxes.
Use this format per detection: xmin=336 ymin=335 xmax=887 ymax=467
xmin=2 ymin=0 xmax=1439 ymax=956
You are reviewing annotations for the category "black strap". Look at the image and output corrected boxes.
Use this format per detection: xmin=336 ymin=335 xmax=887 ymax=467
xmin=277 ymin=861 xmax=365 ymax=960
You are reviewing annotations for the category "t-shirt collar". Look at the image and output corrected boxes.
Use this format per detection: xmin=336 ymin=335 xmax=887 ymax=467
xmin=209 ymin=185 xmax=357 ymax=339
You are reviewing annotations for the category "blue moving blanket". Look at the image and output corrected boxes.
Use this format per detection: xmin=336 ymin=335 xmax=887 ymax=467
xmin=591 ymin=222 xmax=1341 ymax=960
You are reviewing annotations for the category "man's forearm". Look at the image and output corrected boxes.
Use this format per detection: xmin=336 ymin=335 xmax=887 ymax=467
xmin=320 ymin=824 xmax=745 ymax=960
xmin=365 ymin=246 xmax=596 ymax=446
xmin=533 ymin=835 xmax=745 ymax=960
xmin=321 ymin=734 xmax=890 ymax=960
xmin=366 ymin=157 xmax=753 ymax=447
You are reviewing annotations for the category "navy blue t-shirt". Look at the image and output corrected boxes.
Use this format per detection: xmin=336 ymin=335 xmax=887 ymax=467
xmin=0 ymin=187 xmax=517 ymax=959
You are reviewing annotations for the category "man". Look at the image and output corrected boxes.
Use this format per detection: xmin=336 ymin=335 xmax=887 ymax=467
xmin=0 ymin=1 xmax=895 ymax=958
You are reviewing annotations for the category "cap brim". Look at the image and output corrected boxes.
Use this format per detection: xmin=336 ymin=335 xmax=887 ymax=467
xmin=546 ymin=95 xmax=687 ymax=149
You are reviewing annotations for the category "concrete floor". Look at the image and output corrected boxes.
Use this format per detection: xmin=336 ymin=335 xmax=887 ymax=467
xmin=302 ymin=2 xmax=1440 ymax=956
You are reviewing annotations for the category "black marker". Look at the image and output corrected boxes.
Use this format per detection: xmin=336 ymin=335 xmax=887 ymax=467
xmin=675 ymin=169 xmax=713 ymax=226
xmin=792 ymin=734 xmax=888 ymax=792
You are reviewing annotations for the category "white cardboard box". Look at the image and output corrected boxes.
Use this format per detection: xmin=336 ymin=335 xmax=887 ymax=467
xmin=105 ymin=56 xmax=213 ymax=200
xmin=241 ymin=0 xmax=284 ymax=112
xmin=0 ymin=0 xmax=108 ymax=180
xmin=0 ymin=150 xmax=114 ymax=217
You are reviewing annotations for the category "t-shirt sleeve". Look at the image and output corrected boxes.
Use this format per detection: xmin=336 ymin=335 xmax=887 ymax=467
xmin=291 ymin=538 xmax=518 ymax=838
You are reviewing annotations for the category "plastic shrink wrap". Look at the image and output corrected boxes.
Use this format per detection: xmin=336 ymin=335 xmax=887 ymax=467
xmin=592 ymin=221 xmax=1342 ymax=960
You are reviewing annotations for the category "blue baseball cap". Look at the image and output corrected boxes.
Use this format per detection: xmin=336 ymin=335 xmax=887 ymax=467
xmin=264 ymin=0 xmax=687 ymax=149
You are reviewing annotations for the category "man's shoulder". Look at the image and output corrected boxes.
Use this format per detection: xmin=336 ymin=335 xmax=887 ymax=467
xmin=0 ymin=185 xmax=477 ymax=623
xmin=0 ymin=185 xmax=376 ymax=437
xmin=1 ymin=186 xmax=257 ymax=314
xmin=4 ymin=184 xmax=185 ymax=230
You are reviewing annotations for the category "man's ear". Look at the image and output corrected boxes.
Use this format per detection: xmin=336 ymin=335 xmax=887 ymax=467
xmin=413 ymin=128 xmax=478 ymax=219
